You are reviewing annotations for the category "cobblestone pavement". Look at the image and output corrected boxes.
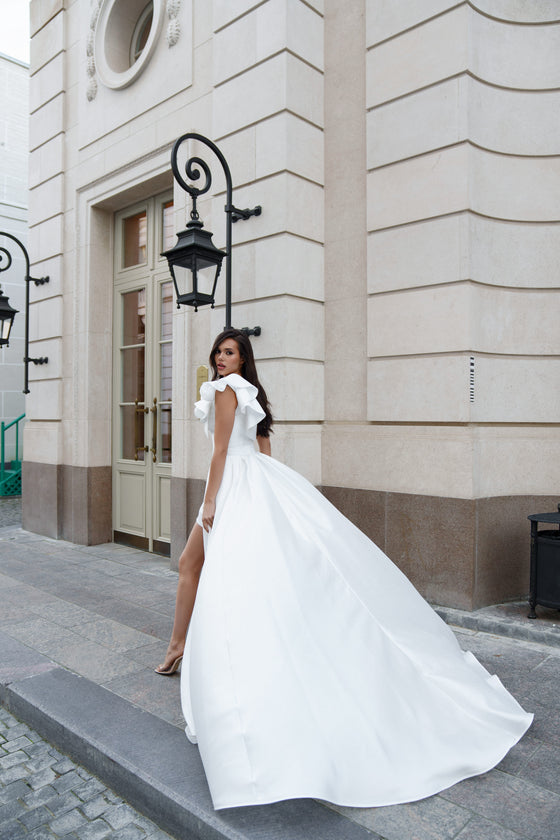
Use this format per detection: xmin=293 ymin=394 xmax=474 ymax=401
xmin=0 ymin=496 xmax=22 ymax=528
xmin=0 ymin=707 xmax=172 ymax=840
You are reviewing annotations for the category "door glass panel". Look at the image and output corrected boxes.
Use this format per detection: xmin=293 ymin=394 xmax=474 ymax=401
xmin=162 ymin=201 xmax=174 ymax=252
xmin=160 ymin=405 xmax=172 ymax=464
xmin=159 ymin=342 xmax=172 ymax=403
xmin=121 ymin=405 xmax=146 ymax=461
xmin=121 ymin=347 xmax=145 ymax=402
xmin=123 ymin=211 xmax=147 ymax=267
xmin=158 ymin=281 xmax=173 ymax=463
xmin=122 ymin=289 xmax=146 ymax=344
xmin=161 ymin=282 xmax=173 ymax=340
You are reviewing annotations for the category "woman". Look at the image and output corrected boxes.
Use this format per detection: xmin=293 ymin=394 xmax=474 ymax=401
xmin=157 ymin=328 xmax=532 ymax=811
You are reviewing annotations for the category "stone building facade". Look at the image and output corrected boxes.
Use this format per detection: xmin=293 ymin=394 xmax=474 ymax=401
xmin=24 ymin=0 xmax=560 ymax=609
xmin=0 ymin=53 xmax=28 ymax=459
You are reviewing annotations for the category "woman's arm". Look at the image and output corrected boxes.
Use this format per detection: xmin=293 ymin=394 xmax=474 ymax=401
xmin=257 ymin=435 xmax=271 ymax=456
xmin=201 ymin=386 xmax=237 ymax=532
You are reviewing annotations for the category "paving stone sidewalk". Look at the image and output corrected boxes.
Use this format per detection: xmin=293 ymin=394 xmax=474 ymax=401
xmin=0 ymin=706 xmax=171 ymax=840
xmin=0 ymin=495 xmax=22 ymax=528
xmin=1 ymin=511 xmax=560 ymax=840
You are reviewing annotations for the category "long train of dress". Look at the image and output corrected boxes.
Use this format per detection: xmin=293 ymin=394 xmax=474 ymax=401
xmin=180 ymin=374 xmax=533 ymax=810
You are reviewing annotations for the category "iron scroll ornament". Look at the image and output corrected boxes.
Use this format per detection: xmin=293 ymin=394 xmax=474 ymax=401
xmin=0 ymin=232 xmax=49 ymax=394
xmin=168 ymin=133 xmax=262 ymax=331
xmin=0 ymin=247 xmax=13 ymax=274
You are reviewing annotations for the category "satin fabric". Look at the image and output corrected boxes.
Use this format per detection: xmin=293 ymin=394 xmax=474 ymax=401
xmin=181 ymin=374 xmax=532 ymax=810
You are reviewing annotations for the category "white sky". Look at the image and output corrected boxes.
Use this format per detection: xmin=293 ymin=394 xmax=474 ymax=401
xmin=0 ymin=0 xmax=30 ymax=64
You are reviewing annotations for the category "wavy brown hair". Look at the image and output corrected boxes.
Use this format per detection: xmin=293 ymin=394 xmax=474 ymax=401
xmin=209 ymin=328 xmax=273 ymax=438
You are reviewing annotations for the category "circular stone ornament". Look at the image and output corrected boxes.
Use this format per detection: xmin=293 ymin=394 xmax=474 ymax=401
xmin=94 ymin=0 xmax=165 ymax=90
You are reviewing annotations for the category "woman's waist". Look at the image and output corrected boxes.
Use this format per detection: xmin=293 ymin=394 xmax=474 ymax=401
xmin=222 ymin=442 xmax=257 ymax=457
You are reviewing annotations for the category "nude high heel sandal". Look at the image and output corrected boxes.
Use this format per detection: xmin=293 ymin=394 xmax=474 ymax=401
xmin=155 ymin=655 xmax=183 ymax=676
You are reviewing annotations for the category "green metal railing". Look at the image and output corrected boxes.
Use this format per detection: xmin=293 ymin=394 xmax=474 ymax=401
xmin=0 ymin=413 xmax=25 ymax=496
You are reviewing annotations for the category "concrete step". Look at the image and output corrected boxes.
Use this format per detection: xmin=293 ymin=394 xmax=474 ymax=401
xmin=0 ymin=633 xmax=378 ymax=840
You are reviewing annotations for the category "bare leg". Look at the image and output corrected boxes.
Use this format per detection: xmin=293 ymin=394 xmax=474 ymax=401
xmin=156 ymin=523 xmax=204 ymax=674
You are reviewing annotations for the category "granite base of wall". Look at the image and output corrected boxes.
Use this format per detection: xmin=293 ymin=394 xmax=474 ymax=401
xmin=22 ymin=462 xmax=112 ymax=545
xmin=320 ymin=487 xmax=559 ymax=610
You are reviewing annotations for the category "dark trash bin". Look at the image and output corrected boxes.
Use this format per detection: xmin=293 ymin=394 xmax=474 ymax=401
xmin=528 ymin=508 xmax=560 ymax=619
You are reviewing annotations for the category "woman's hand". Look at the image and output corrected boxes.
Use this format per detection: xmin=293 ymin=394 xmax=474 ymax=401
xmin=202 ymin=498 xmax=216 ymax=533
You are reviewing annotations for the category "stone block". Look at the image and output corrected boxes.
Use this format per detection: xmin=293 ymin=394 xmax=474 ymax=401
xmin=366 ymin=0 xmax=457 ymax=47
xmin=215 ymin=295 xmax=324 ymax=361
xmin=256 ymin=357 xmax=324 ymax=421
xmin=367 ymin=356 xmax=470 ymax=423
xmin=468 ymin=80 xmax=560 ymax=156
xmin=473 ymin=0 xmax=560 ymax=23
xmin=469 ymin=215 xmax=560 ymax=289
xmin=213 ymin=5 xmax=258 ymax=84
xmin=29 ymin=175 xmax=64 ymax=227
xmin=22 ymin=421 xmax=63 ymax=465
xmin=212 ymin=127 xmax=257 ymax=188
xmin=29 ymin=135 xmax=64 ymax=189
xmin=30 ymin=53 xmax=64 ymax=114
xmin=215 ymin=0 xmax=323 ymax=81
xmin=472 ymin=427 xmax=560 ymax=497
xmin=470 ymin=10 xmax=560 ymax=90
xmin=471 ymin=147 xmax=560 ymax=222
xmin=29 ymin=94 xmax=64 ymax=152
xmin=321 ymin=423 xmax=474 ymax=499
xmin=26 ymin=255 xmax=63 ymax=298
xmin=30 ymin=0 xmax=64 ymax=38
xmin=256 ymin=112 xmax=323 ymax=184
xmin=271 ymin=423 xmax=322 ymax=485
xmin=367 ymin=282 xmax=471 ymax=357
xmin=30 ymin=8 xmax=64 ymax=75
xmin=472 ymin=286 xmax=560 ymax=355
xmin=213 ymin=52 xmax=323 ymax=139
xmin=386 ymin=492 xmax=477 ymax=610
xmin=25 ymin=379 xmax=63 ymax=422
xmin=368 ymin=214 xmax=465 ymax=294
xmin=22 ymin=461 xmax=61 ymax=538
xmin=367 ymin=144 xmax=469 ymax=231
xmin=366 ymin=5 xmax=468 ymax=107
xmin=368 ymin=77 xmax=464 ymax=169
xmin=27 ymin=338 xmax=62 ymax=381
xmin=210 ymin=172 xmax=323 ymax=245
xmin=320 ymin=486 xmax=386 ymax=549
xmin=28 ymin=295 xmax=62 ymax=342
xmin=254 ymin=235 xmax=324 ymax=300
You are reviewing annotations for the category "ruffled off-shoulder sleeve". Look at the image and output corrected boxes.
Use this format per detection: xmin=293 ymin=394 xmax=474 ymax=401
xmin=194 ymin=373 xmax=265 ymax=438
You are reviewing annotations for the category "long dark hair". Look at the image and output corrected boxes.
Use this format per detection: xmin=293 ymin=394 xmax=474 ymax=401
xmin=209 ymin=328 xmax=273 ymax=438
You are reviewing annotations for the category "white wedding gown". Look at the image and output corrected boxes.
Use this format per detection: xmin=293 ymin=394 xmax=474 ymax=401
xmin=180 ymin=373 xmax=532 ymax=810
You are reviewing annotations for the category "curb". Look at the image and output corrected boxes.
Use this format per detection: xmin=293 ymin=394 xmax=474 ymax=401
xmin=0 ymin=636 xmax=378 ymax=840
xmin=434 ymin=605 xmax=560 ymax=649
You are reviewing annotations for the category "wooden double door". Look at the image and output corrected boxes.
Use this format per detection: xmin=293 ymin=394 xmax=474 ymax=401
xmin=112 ymin=193 xmax=175 ymax=555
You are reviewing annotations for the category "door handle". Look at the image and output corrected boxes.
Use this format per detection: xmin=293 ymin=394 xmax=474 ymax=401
xmin=134 ymin=445 xmax=148 ymax=460
xmin=134 ymin=399 xmax=149 ymax=415
xmin=133 ymin=400 xmax=149 ymax=460
xmin=150 ymin=397 xmax=157 ymax=463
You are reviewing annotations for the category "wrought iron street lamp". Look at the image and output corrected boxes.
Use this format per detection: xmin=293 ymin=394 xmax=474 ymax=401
xmin=0 ymin=282 xmax=18 ymax=346
xmin=162 ymin=132 xmax=262 ymax=335
xmin=0 ymin=232 xmax=50 ymax=394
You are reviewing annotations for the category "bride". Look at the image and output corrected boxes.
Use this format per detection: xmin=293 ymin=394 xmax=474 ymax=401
xmin=156 ymin=328 xmax=532 ymax=811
